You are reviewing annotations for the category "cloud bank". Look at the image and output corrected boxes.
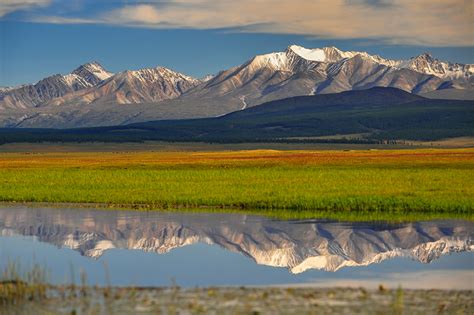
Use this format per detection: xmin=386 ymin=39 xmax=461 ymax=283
xmin=0 ymin=0 xmax=51 ymax=17
xmin=4 ymin=0 xmax=474 ymax=46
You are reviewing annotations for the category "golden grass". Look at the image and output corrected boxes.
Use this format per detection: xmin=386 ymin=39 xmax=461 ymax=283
xmin=0 ymin=148 xmax=472 ymax=168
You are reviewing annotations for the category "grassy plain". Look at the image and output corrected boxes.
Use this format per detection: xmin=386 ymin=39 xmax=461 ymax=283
xmin=0 ymin=148 xmax=472 ymax=219
xmin=0 ymin=141 xmax=422 ymax=152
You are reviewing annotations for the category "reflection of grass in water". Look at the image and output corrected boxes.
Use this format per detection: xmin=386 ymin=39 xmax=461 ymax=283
xmin=0 ymin=261 xmax=48 ymax=306
xmin=1 ymin=201 xmax=472 ymax=222
xmin=90 ymin=204 xmax=474 ymax=222
xmin=191 ymin=207 xmax=474 ymax=222
xmin=1 ymin=262 xmax=115 ymax=312
xmin=0 ymin=149 xmax=472 ymax=216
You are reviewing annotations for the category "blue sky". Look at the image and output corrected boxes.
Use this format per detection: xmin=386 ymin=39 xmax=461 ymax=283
xmin=1 ymin=0 xmax=473 ymax=86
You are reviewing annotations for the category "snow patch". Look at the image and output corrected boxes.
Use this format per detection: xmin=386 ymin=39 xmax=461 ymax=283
xmin=239 ymin=95 xmax=248 ymax=110
xmin=289 ymin=45 xmax=327 ymax=62
xmin=251 ymin=52 xmax=290 ymax=71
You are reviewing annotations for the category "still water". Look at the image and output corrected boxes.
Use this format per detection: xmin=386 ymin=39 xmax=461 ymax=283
xmin=0 ymin=207 xmax=472 ymax=289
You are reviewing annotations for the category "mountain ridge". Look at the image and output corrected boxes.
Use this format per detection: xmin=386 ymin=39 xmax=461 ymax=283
xmin=1 ymin=45 xmax=473 ymax=128
xmin=0 ymin=62 xmax=114 ymax=110
xmin=46 ymin=66 xmax=201 ymax=106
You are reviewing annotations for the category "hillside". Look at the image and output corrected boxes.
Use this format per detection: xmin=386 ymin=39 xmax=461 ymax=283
xmin=0 ymin=87 xmax=472 ymax=143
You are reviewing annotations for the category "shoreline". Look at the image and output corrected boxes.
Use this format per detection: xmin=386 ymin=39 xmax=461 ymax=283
xmin=0 ymin=201 xmax=472 ymax=222
xmin=3 ymin=285 xmax=472 ymax=314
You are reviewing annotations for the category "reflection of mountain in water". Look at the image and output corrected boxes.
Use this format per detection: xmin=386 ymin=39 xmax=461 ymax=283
xmin=0 ymin=208 xmax=472 ymax=273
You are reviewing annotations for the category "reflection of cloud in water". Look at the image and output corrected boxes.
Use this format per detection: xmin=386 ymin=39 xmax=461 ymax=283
xmin=282 ymin=270 xmax=474 ymax=290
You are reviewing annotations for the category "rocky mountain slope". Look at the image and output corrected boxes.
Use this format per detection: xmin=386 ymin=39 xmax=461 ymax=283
xmin=46 ymin=67 xmax=201 ymax=106
xmin=0 ymin=208 xmax=471 ymax=273
xmin=186 ymin=45 xmax=473 ymax=107
xmin=0 ymin=62 xmax=113 ymax=110
xmin=1 ymin=45 xmax=472 ymax=128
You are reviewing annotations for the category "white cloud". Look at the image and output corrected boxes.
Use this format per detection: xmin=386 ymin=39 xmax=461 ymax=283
xmin=11 ymin=0 xmax=474 ymax=46
xmin=0 ymin=0 xmax=51 ymax=17
xmin=104 ymin=5 xmax=161 ymax=25
xmin=30 ymin=15 xmax=98 ymax=25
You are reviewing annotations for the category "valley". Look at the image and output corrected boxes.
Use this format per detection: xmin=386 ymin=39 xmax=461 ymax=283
xmin=1 ymin=87 xmax=472 ymax=144
xmin=2 ymin=3 xmax=473 ymax=313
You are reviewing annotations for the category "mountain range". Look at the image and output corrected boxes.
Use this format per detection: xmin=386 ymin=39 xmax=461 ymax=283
xmin=1 ymin=45 xmax=473 ymax=128
xmin=0 ymin=207 xmax=471 ymax=273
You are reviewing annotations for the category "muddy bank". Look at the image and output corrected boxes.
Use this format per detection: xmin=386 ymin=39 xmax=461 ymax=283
xmin=3 ymin=286 xmax=473 ymax=314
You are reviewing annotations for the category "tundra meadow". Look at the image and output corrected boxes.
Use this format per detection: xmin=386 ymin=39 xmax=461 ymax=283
xmin=0 ymin=148 xmax=472 ymax=220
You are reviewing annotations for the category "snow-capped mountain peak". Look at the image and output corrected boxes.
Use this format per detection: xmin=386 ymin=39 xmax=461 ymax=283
xmin=248 ymin=45 xmax=395 ymax=72
xmin=287 ymin=45 xmax=383 ymax=64
xmin=282 ymin=45 xmax=473 ymax=80
xmin=397 ymin=53 xmax=473 ymax=80
xmin=249 ymin=51 xmax=290 ymax=71
xmin=72 ymin=62 xmax=113 ymax=85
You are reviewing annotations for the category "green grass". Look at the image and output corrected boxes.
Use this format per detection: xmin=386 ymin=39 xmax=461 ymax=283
xmin=0 ymin=149 xmax=472 ymax=220
xmin=1 ymin=167 xmax=472 ymax=212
